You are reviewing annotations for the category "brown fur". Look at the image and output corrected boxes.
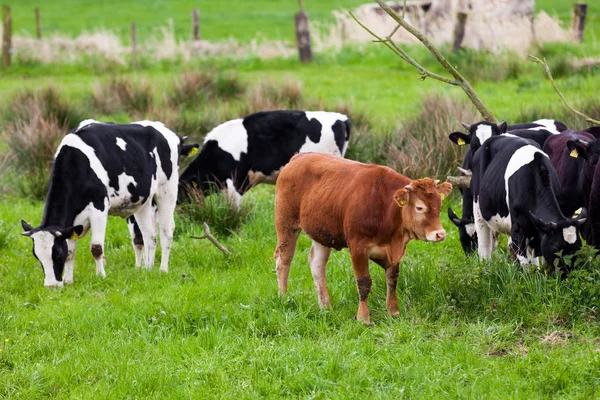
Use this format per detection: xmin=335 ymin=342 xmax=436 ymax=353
xmin=274 ymin=153 xmax=452 ymax=324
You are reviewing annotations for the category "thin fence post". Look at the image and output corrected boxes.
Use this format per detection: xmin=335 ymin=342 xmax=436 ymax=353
xmin=131 ymin=22 xmax=137 ymax=69
xmin=35 ymin=7 xmax=41 ymax=39
xmin=2 ymin=4 xmax=11 ymax=68
xmin=295 ymin=0 xmax=312 ymax=63
xmin=571 ymin=3 xmax=587 ymax=43
xmin=451 ymin=11 xmax=468 ymax=52
xmin=193 ymin=9 xmax=200 ymax=41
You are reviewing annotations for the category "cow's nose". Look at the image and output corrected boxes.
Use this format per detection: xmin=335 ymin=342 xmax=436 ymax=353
xmin=435 ymin=230 xmax=446 ymax=241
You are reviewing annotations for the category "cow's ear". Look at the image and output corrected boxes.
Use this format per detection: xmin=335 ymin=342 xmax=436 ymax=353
xmin=571 ymin=207 xmax=588 ymax=226
xmin=528 ymin=211 xmax=557 ymax=234
xmin=447 ymin=207 xmax=461 ymax=226
xmin=436 ymin=181 xmax=452 ymax=199
xmin=55 ymin=225 xmax=84 ymax=240
xmin=449 ymin=132 xmax=470 ymax=146
xmin=497 ymin=121 xmax=508 ymax=133
xmin=180 ymin=143 xmax=200 ymax=158
xmin=393 ymin=188 xmax=410 ymax=208
xmin=21 ymin=220 xmax=34 ymax=237
xmin=566 ymin=139 xmax=589 ymax=160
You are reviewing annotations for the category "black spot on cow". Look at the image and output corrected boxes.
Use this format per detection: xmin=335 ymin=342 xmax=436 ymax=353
xmin=307 ymin=118 xmax=322 ymax=143
xmin=332 ymin=120 xmax=348 ymax=154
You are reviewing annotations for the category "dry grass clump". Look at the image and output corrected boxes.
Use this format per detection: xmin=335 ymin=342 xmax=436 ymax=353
xmin=5 ymin=114 xmax=67 ymax=199
xmin=166 ymin=71 xmax=245 ymax=110
xmin=512 ymin=97 xmax=600 ymax=132
xmin=385 ymin=94 xmax=478 ymax=179
xmin=91 ymin=78 xmax=154 ymax=116
xmin=241 ymin=79 xmax=304 ymax=115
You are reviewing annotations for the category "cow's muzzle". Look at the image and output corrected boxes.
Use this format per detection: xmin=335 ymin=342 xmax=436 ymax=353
xmin=426 ymin=229 xmax=446 ymax=242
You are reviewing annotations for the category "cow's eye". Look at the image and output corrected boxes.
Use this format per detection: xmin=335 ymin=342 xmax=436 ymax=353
xmin=415 ymin=205 xmax=426 ymax=213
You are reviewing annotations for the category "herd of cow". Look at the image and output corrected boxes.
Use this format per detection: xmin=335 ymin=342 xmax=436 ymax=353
xmin=17 ymin=109 xmax=600 ymax=323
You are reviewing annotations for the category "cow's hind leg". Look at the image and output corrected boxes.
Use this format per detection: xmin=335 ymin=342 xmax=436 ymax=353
xmin=349 ymin=248 xmax=372 ymax=325
xmin=133 ymin=202 xmax=157 ymax=269
xmin=474 ymin=202 xmax=494 ymax=260
xmin=273 ymin=222 xmax=300 ymax=297
xmin=385 ymin=263 xmax=400 ymax=317
xmin=155 ymin=191 xmax=176 ymax=273
xmin=308 ymin=241 xmax=332 ymax=308
xmin=127 ymin=216 xmax=144 ymax=267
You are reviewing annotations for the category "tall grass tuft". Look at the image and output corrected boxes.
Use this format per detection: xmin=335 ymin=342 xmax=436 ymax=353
xmin=5 ymin=114 xmax=66 ymax=199
xmin=0 ymin=220 xmax=12 ymax=251
xmin=91 ymin=78 xmax=154 ymax=116
xmin=241 ymin=79 xmax=304 ymax=115
xmin=512 ymin=96 xmax=600 ymax=131
xmin=7 ymin=86 xmax=85 ymax=130
xmin=177 ymin=188 xmax=253 ymax=237
xmin=166 ymin=71 xmax=246 ymax=110
xmin=384 ymin=94 xmax=479 ymax=179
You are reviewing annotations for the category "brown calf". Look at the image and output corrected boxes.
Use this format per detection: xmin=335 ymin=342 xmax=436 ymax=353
xmin=274 ymin=153 xmax=452 ymax=324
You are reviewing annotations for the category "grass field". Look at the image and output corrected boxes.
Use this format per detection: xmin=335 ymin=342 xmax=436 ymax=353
xmin=2 ymin=0 xmax=600 ymax=398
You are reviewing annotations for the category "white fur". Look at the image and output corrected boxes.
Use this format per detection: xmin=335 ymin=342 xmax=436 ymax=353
xmin=116 ymin=137 xmax=127 ymax=151
xmin=486 ymin=213 xmax=512 ymax=235
xmin=475 ymin=124 xmax=493 ymax=145
xmin=474 ymin=200 xmax=497 ymax=260
xmin=504 ymin=145 xmax=546 ymax=208
xmin=302 ymin=111 xmax=349 ymax=156
xmin=30 ymin=231 xmax=63 ymax=287
xmin=465 ymin=223 xmax=476 ymax=238
xmin=75 ymin=119 xmax=102 ymax=131
xmin=426 ymin=229 xmax=446 ymax=242
xmin=108 ymin=173 xmax=143 ymax=216
xmin=563 ymin=226 xmax=577 ymax=244
xmin=533 ymin=119 xmax=561 ymax=134
xmin=203 ymin=119 xmax=247 ymax=161
xmin=225 ymin=178 xmax=243 ymax=209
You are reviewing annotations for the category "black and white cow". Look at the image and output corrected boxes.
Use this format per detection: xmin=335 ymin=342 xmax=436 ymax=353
xmin=471 ymin=134 xmax=587 ymax=270
xmin=447 ymin=119 xmax=568 ymax=256
xmin=21 ymin=120 xmax=194 ymax=287
xmin=178 ymin=110 xmax=351 ymax=207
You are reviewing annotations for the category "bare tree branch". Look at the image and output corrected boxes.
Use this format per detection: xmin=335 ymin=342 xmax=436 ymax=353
xmin=190 ymin=222 xmax=232 ymax=256
xmin=447 ymin=175 xmax=471 ymax=189
xmin=351 ymin=0 xmax=498 ymax=123
xmin=529 ymin=55 xmax=600 ymax=126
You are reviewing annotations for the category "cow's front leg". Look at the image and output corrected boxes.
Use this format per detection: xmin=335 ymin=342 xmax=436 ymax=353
xmin=127 ymin=216 xmax=144 ymax=267
xmin=273 ymin=227 xmax=300 ymax=297
xmin=224 ymin=178 xmax=243 ymax=209
xmin=350 ymin=249 xmax=371 ymax=325
xmin=385 ymin=263 xmax=400 ymax=317
xmin=89 ymin=212 xmax=108 ymax=278
xmin=473 ymin=201 xmax=494 ymax=260
xmin=308 ymin=241 xmax=332 ymax=308
xmin=155 ymin=192 xmax=176 ymax=273
xmin=63 ymin=239 xmax=77 ymax=284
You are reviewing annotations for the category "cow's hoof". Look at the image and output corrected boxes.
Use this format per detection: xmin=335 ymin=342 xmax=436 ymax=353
xmin=388 ymin=309 xmax=400 ymax=317
xmin=356 ymin=314 xmax=371 ymax=326
xmin=159 ymin=267 xmax=168 ymax=274
xmin=64 ymin=279 xmax=74 ymax=285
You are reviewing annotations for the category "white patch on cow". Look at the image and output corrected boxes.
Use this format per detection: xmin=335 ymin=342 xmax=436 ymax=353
xmin=487 ymin=213 xmax=512 ymax=234
xmin=533 ymin=119 xmax=561 ymax=134
xmin=75 ymin=119 xmax=102 ymax=132
xmin=203 ymin=119 xmax=247 ymax=161
xmin=225 ymin=178 xmax=243 ymax=209
xmin=116 ymin=137 xmax=127 ymax=151
xmin=563 ymin=226 xmax=577 ymax=244
xmin=465 ymin=223 xmax=476 ymax=238
xmin=475 ymin=124 xmax=493 ymax=145
xmin=56 ymin=134 xmax=110 ymax=186
xmin=30 ymin=231 xmax=63 ymax=287
xmin=108 ymin=173 xmax=142 ymax=217
xmin=504 ymin=145 xmax=546 ymax=208
xmin=516 ymin=253 xmax=529 ymax=266
xmin=525 ymin=126 xmax=560 ymax=135
xmin=474 ymin=200 xmax=497 ymax=260
xmin=528 ymin=246 xmax=540 ymax=266
xmin=302 ymin=111 xmax=349 ymax=157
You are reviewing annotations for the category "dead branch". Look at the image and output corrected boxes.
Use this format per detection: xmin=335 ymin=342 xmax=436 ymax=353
xmin=350 ymin=0 xmax=498 ymax=123
xmin=529 ymin=55 xmax=600 ymax=126
xmin=190 ymin=222 xmax=232 ymax=256
xmin=447 ymin=175 xmax=471 ymax=189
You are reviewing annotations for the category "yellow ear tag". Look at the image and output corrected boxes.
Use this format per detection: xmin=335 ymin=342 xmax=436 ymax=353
xmin=192 ymin=181 xmax=198 ymax=188
xmin=399 ymin=200 xmax=406 ymax=207
xmin=188 ymin=147 xmax=199 ymax=157
xmin=573 ymin=207 xmax=583 ymax=217
xmin=70 ymin=232 xmax=79 ymax=241
xmin=457 ymin=138 xmax=466 ymax=146
xmin=570 ymin=149 xmax=579 ymax=158
xmin=440 ymin=193 xmax=445 ymax=201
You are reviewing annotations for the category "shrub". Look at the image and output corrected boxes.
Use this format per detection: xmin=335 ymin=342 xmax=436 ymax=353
xmin=177 ymin=187 xmax=253 ymax=237
xmin=91 ymin=78 xmax=154 ymax=116
xmin=166 ymin=71 xmax=246 ymax=110
xmin=241 ymin=79 xmax=304 ymax=114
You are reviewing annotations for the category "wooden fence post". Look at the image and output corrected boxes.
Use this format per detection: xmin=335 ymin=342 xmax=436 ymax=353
xmin=2 ymin=4 xmax=11 ymax=68
xmin=571 ymin=3 xmax=587 ymax=43
xmin=295 ymin=0 xmax=312 ymax=63
xmin=451 ymin=11 xmax=468 ymax=52
xmin=193 ymin=9 xmax=200 ymax=41
xmin=35 ymin=7 xmax=41 ymax=39
xmin=131 ymin=22 xmax=137 ymax=69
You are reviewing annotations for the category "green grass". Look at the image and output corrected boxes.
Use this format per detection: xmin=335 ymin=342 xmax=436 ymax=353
xmin=2 ymin=189 xmax=600 ymax=398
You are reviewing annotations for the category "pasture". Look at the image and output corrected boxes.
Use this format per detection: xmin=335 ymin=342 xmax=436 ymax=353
xmin=1 ymin=0 xmax=600 ymax=398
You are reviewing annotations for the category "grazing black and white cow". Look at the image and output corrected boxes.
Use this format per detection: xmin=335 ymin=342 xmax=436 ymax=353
xmin=21 ymin=120 xmax=193 ymax=287
xmin=178 ymin=110 xmax=351 ymax=207
xmin=447 ymin=119 xmax=568 ymax=256
xmin=471 ymin=134 xmax=587 ymax=270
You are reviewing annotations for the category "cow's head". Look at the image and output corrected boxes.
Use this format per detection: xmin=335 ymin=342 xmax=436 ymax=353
xmin=394 ymin=178 xmax=452 ymax=242
xmin=567 ymin=138 xmax=600 ymax=165
xmin=447 ymin=207 xmax=477 ymax=255
xmin=178 ymin=136 xmax=200 ymax=159
xmin=21 ymin=220 xmax=83 ymax=287
xmin=449 ymin=121 xmax=508 ymax=152
xmin=529 ymin=209 xmax=587 ymax=271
